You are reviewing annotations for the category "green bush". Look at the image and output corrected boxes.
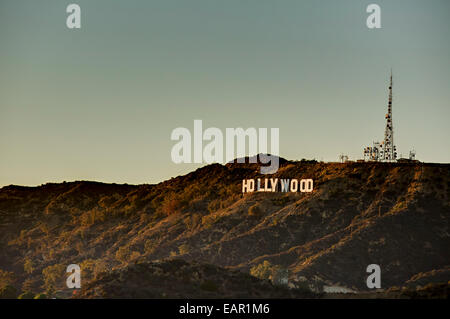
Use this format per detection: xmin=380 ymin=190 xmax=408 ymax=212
xmin=248 ymin=204 xmax=262 ymax=217
xmin=0 ymin=285 xmax=18 ymax=299
xmin=34 ymin=293 xmax=48 ymax=299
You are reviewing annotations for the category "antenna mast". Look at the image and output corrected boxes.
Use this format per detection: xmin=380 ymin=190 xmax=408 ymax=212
xmin=363 ymin=71 xmax=398 ymax=162
xmin=381 ymin=70 xmax=397 ymax=162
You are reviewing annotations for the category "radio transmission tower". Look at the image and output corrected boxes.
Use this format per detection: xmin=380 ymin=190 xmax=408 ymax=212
xmin=363 ymin=70 xmax=398 ymax=162
xmin=381 ymin=70 xmax=397 ymax=162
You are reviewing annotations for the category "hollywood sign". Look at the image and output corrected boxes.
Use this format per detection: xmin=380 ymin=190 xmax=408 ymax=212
xmin=242 ymin=178 xmax=313 ymax=193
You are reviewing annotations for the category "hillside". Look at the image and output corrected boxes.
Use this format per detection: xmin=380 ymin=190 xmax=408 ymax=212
xmin=0 ymin=158 xmax=449 ymax=298
xmin=74 ymin=259 xmax=315 ymax=299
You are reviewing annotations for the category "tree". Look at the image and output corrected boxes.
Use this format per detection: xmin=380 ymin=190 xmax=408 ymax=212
xmin=178 ymin=243 xmax=190 ymax=255
xmin=115 ymin=246 xmax=131 ymax=263
xmin=80 ymin=259 xmax=96 ymax=282
xmin=162 ymin=196 xmax=182 ymax=215
xmin=250 ymin=261 xmax=280 ymax=281
xmin=45 ymin=285 xmax=55 ymax=298
xmin=130 ymin=251 xmax=141 ymax=260
xmin=42 ymin=264 xmax=65 ymax=291
xmin=92 ymin=259 xmax=108 ymax=278
xmin=144 ymin=240 xmax=156 ymax=254
xmin=21 ymin=278 xmax=35 ymax=293
xmin=0 ymin=269 xmax=16 ymax=287
xmin=24 ymin=258 xmax=34 ymax=274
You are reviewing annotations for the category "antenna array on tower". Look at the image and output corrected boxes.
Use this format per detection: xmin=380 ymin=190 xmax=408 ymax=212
xmin=363 ymin=72 xmax=398 ymax=162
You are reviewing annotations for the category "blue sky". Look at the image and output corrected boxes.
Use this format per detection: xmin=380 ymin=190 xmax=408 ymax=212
xmin=1 ymin=0 xmax=449 ymax=186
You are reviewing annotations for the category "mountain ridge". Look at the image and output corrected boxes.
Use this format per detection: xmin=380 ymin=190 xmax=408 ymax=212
xmin=0 ymin=159 xmax=449 ymax=297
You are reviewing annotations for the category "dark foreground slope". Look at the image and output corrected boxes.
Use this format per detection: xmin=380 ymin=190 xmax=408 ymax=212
xmin=74 ymin=259 xmax=314 ymax=299
xmin=74 ymin=259 xmax=448 ymax=299
xmin=0 ymin=159 xmax=449 ymax=297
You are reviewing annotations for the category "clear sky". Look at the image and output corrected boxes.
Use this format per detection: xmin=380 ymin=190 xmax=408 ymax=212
xmin=1 ymin=0 xmax=449 ymax=186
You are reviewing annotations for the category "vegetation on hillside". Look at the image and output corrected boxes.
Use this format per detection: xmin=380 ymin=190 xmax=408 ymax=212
xmin=0 ymin=159 xmax=449 ymax=298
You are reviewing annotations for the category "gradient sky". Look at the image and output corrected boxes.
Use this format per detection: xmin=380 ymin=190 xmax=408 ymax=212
xmin=1 ymin=0 xmax=449 ymax=186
